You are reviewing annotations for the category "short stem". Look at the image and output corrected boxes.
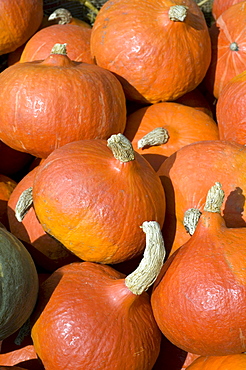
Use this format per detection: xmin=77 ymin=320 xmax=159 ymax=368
xmin=168 ymin=5 xmax=188 ymax=22
xmin=51 ymin=43 xmax=67 ymax=55
xmin=138 ymin=127 xmax=169 ymax=149
xmin=230 ymin=42 xmax=239 ymax=51
xmin=183 ymin=208 xmax=202 ymax=235
xmin=48 ymin=8 xmax=72 ymax=25
xmin=15 ymin=187 xmax=33 ymax=222
xmin=107 ymin=133 xmax=135 ymax=162
xmin=125 ymin=221 xmax=165 ymax=295
xmin=204 ymin=182 xmax=224 ymax=213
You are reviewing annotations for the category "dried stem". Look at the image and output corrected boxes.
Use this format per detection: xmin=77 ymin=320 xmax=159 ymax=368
xmin=125 ymin=221 xmax=165 ymax=295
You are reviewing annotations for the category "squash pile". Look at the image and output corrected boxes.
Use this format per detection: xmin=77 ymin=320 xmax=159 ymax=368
xmin=0 ymin=0 xmax=246 ymax=369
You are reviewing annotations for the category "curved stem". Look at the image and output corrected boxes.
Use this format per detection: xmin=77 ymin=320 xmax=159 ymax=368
xmin=15 ymin=187 xmax=33 ymax=222
xmin=125 ymin=221 xmax=165 ymax=295
xmin=48 ymin=8 xmax=72 ymax=25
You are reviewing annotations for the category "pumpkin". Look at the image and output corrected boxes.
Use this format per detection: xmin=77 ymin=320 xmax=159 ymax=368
xmin=204 ymin=1 xmax=246 ymax=99
xmin=124 ymin=102 xmax=219 ymax=171
xmin=151 ymin=182 xmax=246 ymax=356
xmin=21 ymin=134 xmax=166 ymax=264
xmin=186 ymin=353 xmax=246 ymax=369
xmin=0 ymin=345 xmax=41 ymax=369
xmin=0 ymin=0 xmax=43 ymax=55
xmin=90 ymin=0 xmax=211 ymax=103
xmin=174 ymin=87 xmax=214 ymax=118
xmin=31 ymin=221 xmax=164 ymax=370
xmin=216 ymin=70 xmax=246 ymax=145
xmin=0 ymin=175 xmax=17 ymax=228
xmin=19 ymin=23 xmax=93 ymax=64
xmin=0 ymin=225 xmax=39 ymax=340
xmin=7 ymin=167 xmax=80 ymax=272
xmin=0 ymin=43 xmax=126 ymax=159
xmin=157 ymin=140 xmax=246 ymax=255
xmin=212 ymin=0 xmax=245 ymax=19
xmin=47 ymin=8 xmax=91 ymax=28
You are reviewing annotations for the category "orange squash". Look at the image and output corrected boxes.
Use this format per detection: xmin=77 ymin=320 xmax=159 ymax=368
xmin=19 ymin=23 xmax=93 ymax=64
xmin=151 ymin=183 xmax=246 ymax=356
xmin=0 ymin=0 xmax=43 ymax=55
xmin=186 ymin=353 xmax=246 ymax=369
xmin=27 ymin=134 xmax=166 ymax=264
xmin=90 ymin=0 xmax=211 ymax=103
xmin=212 ymin=0 xmax=245 ymax=19
xmin=0 ymin=174 xmax=16 ymax=228
xmin=124 ymin=102 xmax=219 ymax=171
xmin=0 ymin=44 xmax=126 ymax=159
xmin=204 ymin=1 xmax=246 ymax=99
xmin=7 ymin=167 xmax=80 ymax=272
xmin=31 ymin=221 xmax=165 ymax=370
xmin=216 ymin=70 xmax=246 ymax=146
xmin=157 ymin=140 xmax=246 ymax=256
xmin=174 ymin=87 xmax=214 ymax=118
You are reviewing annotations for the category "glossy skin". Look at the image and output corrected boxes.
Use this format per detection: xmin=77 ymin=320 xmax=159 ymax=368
xmin=7 ymin=167 xmax=80 ymax=272
xmin=157 ymin=140 xmax=246 ymax=255
xmin=124 ymin=102 xmax=219 ymax=171
xmin=186 ymin=353 xmax=246 ymax=369
xmin=151 ymin=210 xmax=246 ymax=356
xmin=91 ymin=0 xmax=211 ymax=103
xmin=31 ymin=262 xmax=161 ymax=370
xmin=0 ymin=0 xmax=43 ymax=55
xmin=216 ymin=70 xmax=246 ymax=145
xmin=205 ymin=2 xmax=246 ymax=98
xmin=0 ymin=53 xmax=126 ymax=158
xmin=32 ymin=139 xmax=165 ymax=264
xmin=20 ymin=24 xmax=94 ymax=64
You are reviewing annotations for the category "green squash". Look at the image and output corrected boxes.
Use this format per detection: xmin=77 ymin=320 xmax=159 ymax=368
xmin=0 ymin=225 xmax=38 ymax=340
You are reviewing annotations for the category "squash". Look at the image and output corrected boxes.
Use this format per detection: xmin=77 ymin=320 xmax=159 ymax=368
xmin=7 ymin=167 xmax=80 ymax=272
xmin=151 ymin=183 xmax=246 ymax=356
xmin=216 ymin=70 xmax=246 ymax=146
xmin=212 ymin=0 xmax=245 ymax=19
xmin=174 ymin=87 xmax=214 ymax=118
xmin=0 ymin=225 xmax=38 ymax=341
xmin=0 ymin=175 xmax=17 ymax=228
xmin=157 ymin=140 xmax=246 ymax=255
xmin=0 ymin=43 xmax=126 ymax=159
xmin=90 ymin=0 xmax=211 ymax=103
xmin=204 ymin=1 xmax=246 ymax=99
xmin=0 ymin=0 xmax=43 ymax=55
xmin=31 ymin=221 xmax=165 ymax=370
xmin=124 ymin=102 xmax=219 ymax=171
xmin=16 ymin=134 xmax=165 ymax=264
xmin=186 ymin=353 xmax=246 ymax=369
xmin=19 ymin=23 xmax=93 ymax=64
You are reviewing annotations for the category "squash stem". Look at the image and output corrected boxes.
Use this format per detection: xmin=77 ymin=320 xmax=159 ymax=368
xmin=107 ymin=133 xmax=135 ymax=162
xmin=125 ymin=221 xmax=165 ymax=295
